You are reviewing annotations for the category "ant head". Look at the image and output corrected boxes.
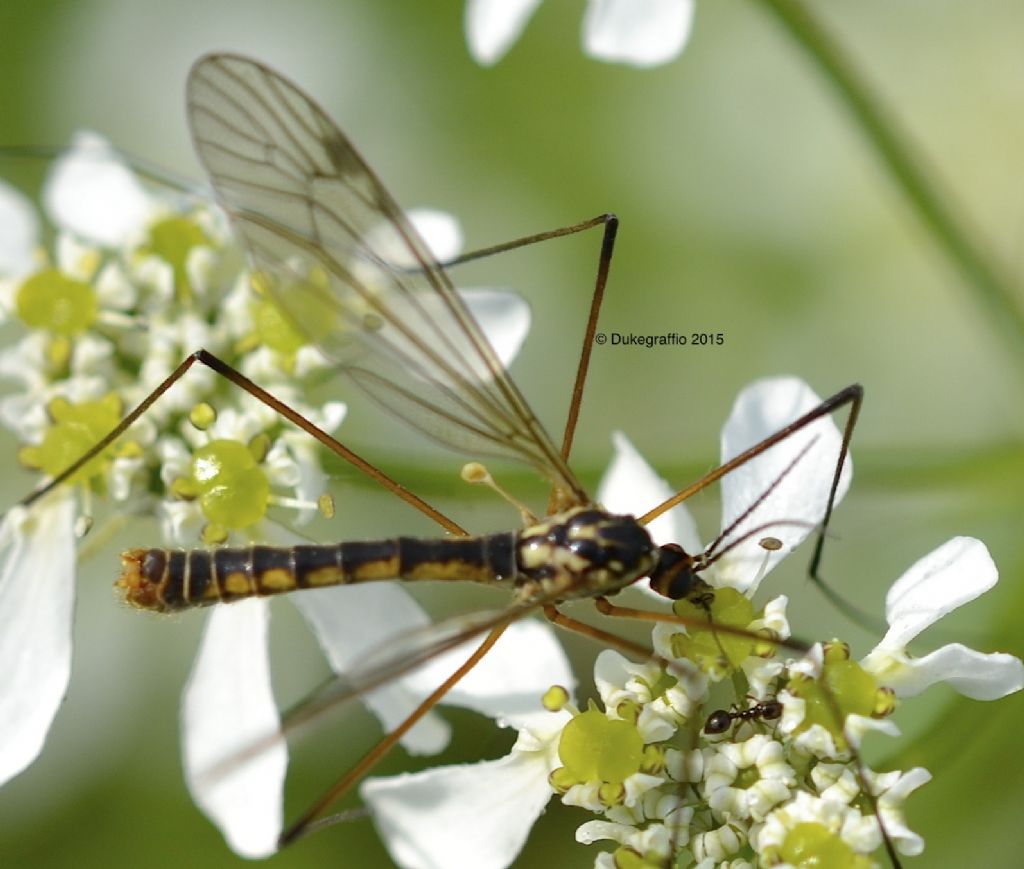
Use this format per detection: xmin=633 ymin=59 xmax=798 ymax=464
xmin=648 ymin=543 xmax=704 ymax=600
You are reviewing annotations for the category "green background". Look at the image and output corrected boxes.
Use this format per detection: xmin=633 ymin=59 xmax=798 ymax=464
xmin=1 ymin=0 xmax=1022 ymax=866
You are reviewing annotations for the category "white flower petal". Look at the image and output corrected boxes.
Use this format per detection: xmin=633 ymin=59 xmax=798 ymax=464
xmin=408 ymin=618 xmax=574 ymax=730
xmin=43 ymin=131 xmax=153 ymax=247
xmin=0 ymin=180 xmax=39 ymax=276
xmin=576 ymin=819 xmax=638 ymax=846
xmin=461 ymin=288 xmax=531 ymax=370
xmin=716 ymin=377 xmax=851 ymax=591
xmin=593 ymin=648 xmax=636 ymax=698
xmin=182 ymin=599 xmax=284 ymax=858
xmin=361 ymin=211 xmax=455 ymax=273
xmin=465 ymin=0 xmax=543 ymax=65
xmin=0 ymin=492 xmax=75 ymax=785
xmin=583 ymin=0 xmax=695 ymax=67
xmin=844 ymin=713 xmax=901 ymax=748
xmin=881 ymin=537 xmax=997 ymax=649
xmin=878 ymin=643 xmax=1024 ymax=700
xmin=361 ymin=750 xmax=553 ymax=869
xmin=873 ymin=767 xmax=930 ymax=857
xmin=94 ymin=261 xmax=137 ymax=310
xmin=598 ymin=430 xmax=702 ymax=553
xmin=291 ymin=586 xmax=451 ymax=755
xmin=408 ymin=208 xmax=464 ymax=263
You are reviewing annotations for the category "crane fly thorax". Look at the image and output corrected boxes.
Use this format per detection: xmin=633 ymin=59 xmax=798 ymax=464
xmin=515 ymin=506 xmax=657 ymax=601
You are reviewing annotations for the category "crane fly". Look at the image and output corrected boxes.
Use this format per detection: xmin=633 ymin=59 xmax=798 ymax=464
xmin=15 ymin=53 xmax=902 ymax=865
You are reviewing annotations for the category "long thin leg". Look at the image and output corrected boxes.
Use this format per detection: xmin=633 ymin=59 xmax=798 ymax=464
xmin=591 ymin=596 xmax=812 ymax=654
xmin=557 ymin=217 xmax=618 ymax=486
xmin=639 ymin=384 xmax=866 ymax=620
xmin=543 ymin=604 xmax=668 ymax=661
xmin=15 ymin=349 xmax=466 ymax=536
xmin=442 ymin=214 xmax=616 ymax=274
xmin=278 ymin=623 xmax=509 ymax=847
xmin=639 ymin=385 xmax=861 ymax=523
xmin=436 ymin=213 xmax=621 ymax=514
xmin=448 ymin=215 xmax=621 ymax=476
xmin=15 ymin=217 xmax=619 ymax=529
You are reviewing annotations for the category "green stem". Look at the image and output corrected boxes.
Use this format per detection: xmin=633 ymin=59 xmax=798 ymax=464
xmin=752 ymin=0 xmax=1024 ymax=364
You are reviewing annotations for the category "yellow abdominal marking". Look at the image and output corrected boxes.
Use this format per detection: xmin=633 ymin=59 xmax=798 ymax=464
xmin=259 ymin=568 xmax=294 ymax=591
xmin=305 ymin=566 xmax=344 ymax=587
xmin=351 ymin=557 xmax=399 ymax=581
xmin=223 ymin=572 xmax=251 ymax=596
xmin=403 ymin=560 xmax=491 ymax=582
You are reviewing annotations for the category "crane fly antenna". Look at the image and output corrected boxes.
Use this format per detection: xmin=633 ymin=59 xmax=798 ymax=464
xmin=639 ymin=384 xmax=869 ymax=624
xmin=701 ymin=434 xmax=820 ymax=560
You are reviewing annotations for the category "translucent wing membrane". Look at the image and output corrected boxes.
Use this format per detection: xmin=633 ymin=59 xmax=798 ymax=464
xmin=197 ymin=601 xmax=545 ymax=785
xmin=297 ymin=601 xmax=543 ymax=725
xmin=187 ymin=54 xmax=585 ymax=501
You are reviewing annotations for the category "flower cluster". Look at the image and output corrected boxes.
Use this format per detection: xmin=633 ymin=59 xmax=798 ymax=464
xmin=359 ymin=380 xmax=1024 ymax=869
xmin=537 ymin=519 xmax=1021 ymax=869
xmin=0 ymin=136 xmax=546 ymax=857
xmin=1 ymin=140 xmax=1021 ymax=869
xmin=0 ymin=133 xmax=344 ymax=809
xmin=0 ymin=134 xmax=344 ymax=544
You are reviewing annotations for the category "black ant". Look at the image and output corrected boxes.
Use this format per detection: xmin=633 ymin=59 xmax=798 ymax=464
xmin=703 ymin=698 xmax=783 ymax=735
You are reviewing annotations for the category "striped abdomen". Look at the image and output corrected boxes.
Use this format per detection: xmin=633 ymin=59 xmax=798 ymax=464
xmin=119 ymin=533 xmax=517 ymax=613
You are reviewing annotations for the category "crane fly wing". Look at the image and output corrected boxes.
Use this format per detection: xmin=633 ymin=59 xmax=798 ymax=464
xmin=198 ymin=600 xmax=544 ymax=784
xmin=320 ymin=599 xmax=544 ymax=709
xmin=186 ymin=53 xmax=586 ymax=501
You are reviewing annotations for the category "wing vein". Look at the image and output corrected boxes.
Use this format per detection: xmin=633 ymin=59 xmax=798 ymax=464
xmin=187 ymin=53 xmax=587 ymax=500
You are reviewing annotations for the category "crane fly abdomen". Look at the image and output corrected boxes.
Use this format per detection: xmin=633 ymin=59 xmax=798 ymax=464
xmin=117 ymin=507 xmax=658 ymax=613
xmin=119 ymin=534 xmax=519 ymax=613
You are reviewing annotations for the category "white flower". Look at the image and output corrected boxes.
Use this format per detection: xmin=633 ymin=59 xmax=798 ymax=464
xmin=596 ymin=378 xmax=841 ymax=695
xmin=777 ymin=646 xmax=900 ymax=761
xmin=594 ymin=648 xmax=707 ymax=742
xmin=704 ymin=734 xmax=795 ymax=822
xmin=691 ymin=820 xmax=747 ymax=863
xmin=182 ymin=599 xmax=285 ymax=858
xmin=866 ymin=766 xmax=931 ymax=857
xmin=754 ymin=789 xmax=881 ymax=860
xmin=0 ymin=334 xmax=111 ymax=442
xmin=599 ymin=376 xmax=852 ymax=597
xmin=356 ymin=620 xmax=575 ymax=869
xmin=0 ymin=491 xmax=76 ymax=785
xmin=466 ymin=0 xmax=695 ymax=67
xmin=577 ymin=790 xmax=694 ymax=860
xmin=0 ymin=180 xmax=39 ymax=277
xmin=42 ymin=131 xmax=155 ymax=247
xmin=860 ymin=536 xmax=1024 ymax=699
xmin=184 ymin=594 xmax=576 ymax=861
xmin=1 ymin=139 xmax=557 ymax=869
